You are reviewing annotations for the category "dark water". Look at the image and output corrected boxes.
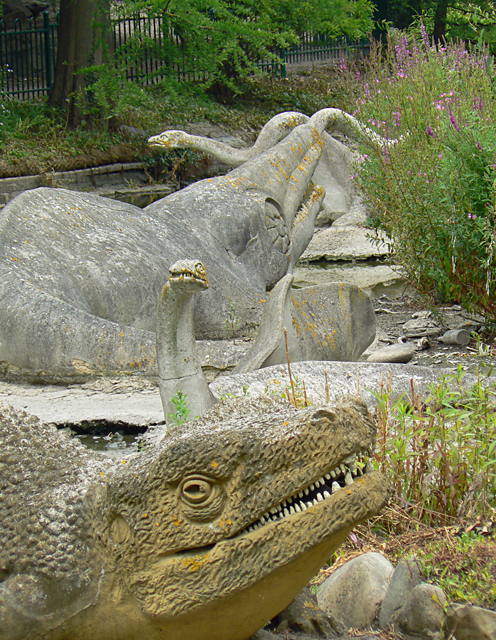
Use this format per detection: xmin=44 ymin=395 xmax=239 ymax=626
xmin=60 ymin=421 xmax=148 ymax=455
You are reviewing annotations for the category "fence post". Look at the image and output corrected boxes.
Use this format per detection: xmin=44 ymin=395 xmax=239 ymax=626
xmin=280 ymin=48 xmax=286 ymax=78
xmin=43 ymin=11 xmax=51 ymax=89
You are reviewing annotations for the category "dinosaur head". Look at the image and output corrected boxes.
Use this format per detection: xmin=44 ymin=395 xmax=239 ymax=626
xmin=168 ymin=259 xmax=209 ymax=294
xmin=89 ymin=395 xmax=389 ymax=640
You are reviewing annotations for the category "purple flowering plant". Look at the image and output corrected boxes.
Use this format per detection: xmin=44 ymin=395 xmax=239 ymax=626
xmin=342 ymin=30 xmax=496 ymax=324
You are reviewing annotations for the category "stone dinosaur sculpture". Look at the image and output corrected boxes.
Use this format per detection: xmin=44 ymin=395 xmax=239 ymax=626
xmin=0 ymin=395 xmax=389 ymax=640
xmin=0 ymin=109 xmax=377 ymax=381
xmin=148 ymin=107 xmax=388 ymax=226
xmin=155 ymin=259 xmax=375 ymax=418
xmin=0 ymin=111 xmax=327 ymax=381
xmin=156 ymin=259 xmax=217 ymax=422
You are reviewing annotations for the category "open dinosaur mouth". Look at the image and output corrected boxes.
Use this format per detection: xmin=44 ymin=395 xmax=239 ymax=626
xmin=168 ymin=261 xmax=208 ymax=287
xmin=243 ymin=447 xmax=374 ymax=535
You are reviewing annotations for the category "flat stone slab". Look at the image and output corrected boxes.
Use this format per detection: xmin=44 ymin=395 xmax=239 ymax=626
xmin=0 ymin=378 xmax=164 ymax=427
xmin=301 ymin=226 xmax=390 ymax=262
xmin=293 ymin=262 xmax=405 ymax=294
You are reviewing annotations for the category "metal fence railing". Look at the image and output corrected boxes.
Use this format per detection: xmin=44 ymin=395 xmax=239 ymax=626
xmin=0 ymin=12 xmax=369 ymax=99
xmin=0 ymin=12 xmax=57 ymax=99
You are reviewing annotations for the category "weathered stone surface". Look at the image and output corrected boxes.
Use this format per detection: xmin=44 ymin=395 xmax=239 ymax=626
xmin=394 ymin=583 xmax=447 ymax=639
xmin=0 ymin=395 xmax=389 ymax=640
xmin=367 ymin=341 xmax=415 ymax=364
xmin=443 ymin=603 xmax=496 ymax=640
xmin=272 ymin=586 xmax=344 ymax=637
xmin=379 ymin=557 xmax=423 ymax=628
xmin=293 ymin=262 xmax=405 ymax=297
xmin=317 ymin=552 xmax=394 ymax=629
xmin=0 ymin=377 xmax=164 ymax=428
xmin=235 ymin=276 xmax=376 ymax=373
xmin=302 ymin=226 xmax=390 ymax=262
xmin=1 ymin=113 xmax=331 ymax=380
xmin=402 ymin=312 xmax=443 ymax=338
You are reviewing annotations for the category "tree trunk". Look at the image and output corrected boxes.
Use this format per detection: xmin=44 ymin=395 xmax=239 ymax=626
xmin=48 ymin=0 xmax=111 ymax=126
xmin=433 ymin=0 xmax=449 ymax=43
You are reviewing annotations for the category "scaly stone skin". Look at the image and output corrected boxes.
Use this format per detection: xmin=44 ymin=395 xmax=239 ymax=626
xmin=0 ymin=396 xmax=389 ymax=640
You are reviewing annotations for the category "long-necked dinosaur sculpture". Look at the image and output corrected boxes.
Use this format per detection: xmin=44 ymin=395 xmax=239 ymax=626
xmin=0 ymin=395 xmax=389 ymax=640
xmin=148 ymin=107 xmax=390 ymax=225
xmin=0 ymin=109 xmax=378 ymax=381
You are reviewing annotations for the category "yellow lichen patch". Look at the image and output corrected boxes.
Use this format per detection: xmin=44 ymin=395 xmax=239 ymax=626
xmin=181 ymin=553 xmax=210 ymax=572
xmin=211 ymin=461 xmax=219 ymax=469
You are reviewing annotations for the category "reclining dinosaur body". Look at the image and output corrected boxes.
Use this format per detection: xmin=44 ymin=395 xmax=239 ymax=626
xmin=0 ymin=109 xmax=376 ymax=381
xmin=0 ymin=396 xmax=389 ymax=640
xmin=0 ymin=113 xmax=326 ymax=380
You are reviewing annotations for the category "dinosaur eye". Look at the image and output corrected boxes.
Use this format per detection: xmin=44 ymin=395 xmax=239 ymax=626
xmin=182 ymin=478 xmax=212 ymax=504
xmin=178 ymin=475 xmax=226 ymax=522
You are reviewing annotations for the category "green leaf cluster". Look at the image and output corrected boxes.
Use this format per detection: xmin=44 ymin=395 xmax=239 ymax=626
xmin=118 ymin=0 xmax=374 ymax=95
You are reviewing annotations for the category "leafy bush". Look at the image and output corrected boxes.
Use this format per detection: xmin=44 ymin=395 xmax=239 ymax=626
xmin=348 ymin=32 xmax=496 ymax=325
xmin=372 ymin=368 xmax=496 ymax=527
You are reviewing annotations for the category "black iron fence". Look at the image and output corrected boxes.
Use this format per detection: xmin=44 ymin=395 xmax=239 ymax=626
xmin=0 ymin=11 xmax=369 ymax=99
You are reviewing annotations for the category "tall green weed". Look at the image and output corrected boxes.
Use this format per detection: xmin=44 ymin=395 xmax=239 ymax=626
xmin=373 ymin=369 xmax=496 ymax=527
xmin=346 ymin=32 xmax=496 ymax=325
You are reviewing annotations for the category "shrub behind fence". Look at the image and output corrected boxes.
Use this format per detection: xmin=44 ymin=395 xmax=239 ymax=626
xmin=0 ymin=11 xmax=369 ymax=100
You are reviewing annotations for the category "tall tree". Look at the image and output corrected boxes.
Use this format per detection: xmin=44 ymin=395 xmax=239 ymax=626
xmin=48 ymin=0 xmax=111 ymax=125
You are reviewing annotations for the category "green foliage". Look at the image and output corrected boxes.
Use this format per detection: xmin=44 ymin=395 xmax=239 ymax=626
xmin=372 ymin=367 xmax=496 ymax=527
xmin=119 ymin=0 xmax=374 ymax=97
xmin=167 ymin=390 xmax=191 ymax=426
xmin=75 ymin=63 xmax=155 ymax=127
xmin=418 ymin=530 xmax=496 ymax=606
xmin=348 ymin=33 xmax=496 ymax=325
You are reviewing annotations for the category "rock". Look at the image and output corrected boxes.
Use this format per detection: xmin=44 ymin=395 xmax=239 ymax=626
xmin=302 ymin=226 xmax=390 ymax=262
xmin=402 ymin=313 xmax=443 ymax=338
xmin=317 ymin=552 xmax=394 ymax=629
xmin=330 ymin=195 xmax=369 ymax=227
xmin=367 ymin=341 xmax=415 ymax=363
xmin=443 ymin=603 xmax=496 ymax=640
xmin=394 ymin=583 xmax=447 ymax=639
xmin=379 ymin=557 xmax=423 ymax=628
xmin=272 ymin=586 xmax=345 ymax=637
xmin=293 ymin=262 xmax=406 ymax=297
xmin=439 ymin=329 xmax=471 ymax=346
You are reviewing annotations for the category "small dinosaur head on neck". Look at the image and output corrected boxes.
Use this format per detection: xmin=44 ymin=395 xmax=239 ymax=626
xmin=168 ymin=259 xmax=209 ymax=294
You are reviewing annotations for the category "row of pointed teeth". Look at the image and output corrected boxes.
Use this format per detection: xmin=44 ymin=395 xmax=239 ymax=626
xmin=245 ymin=453 xmax=373 ymax=534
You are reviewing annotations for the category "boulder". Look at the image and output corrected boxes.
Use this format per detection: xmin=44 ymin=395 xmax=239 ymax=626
xmin=394 ymin=583 xmax=447 ymax=639
xmin=272 ymin=586 xmax=344 ymax=637
xmin=316 ymin=552 xmax=394 ymax=629
xmin=443 ymin=603 xmax=496 ymax=640
xmin=379 ymin=557 xmax=423 ymax=628
xmin=367 ymin=341 xmax=415 ymax=364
